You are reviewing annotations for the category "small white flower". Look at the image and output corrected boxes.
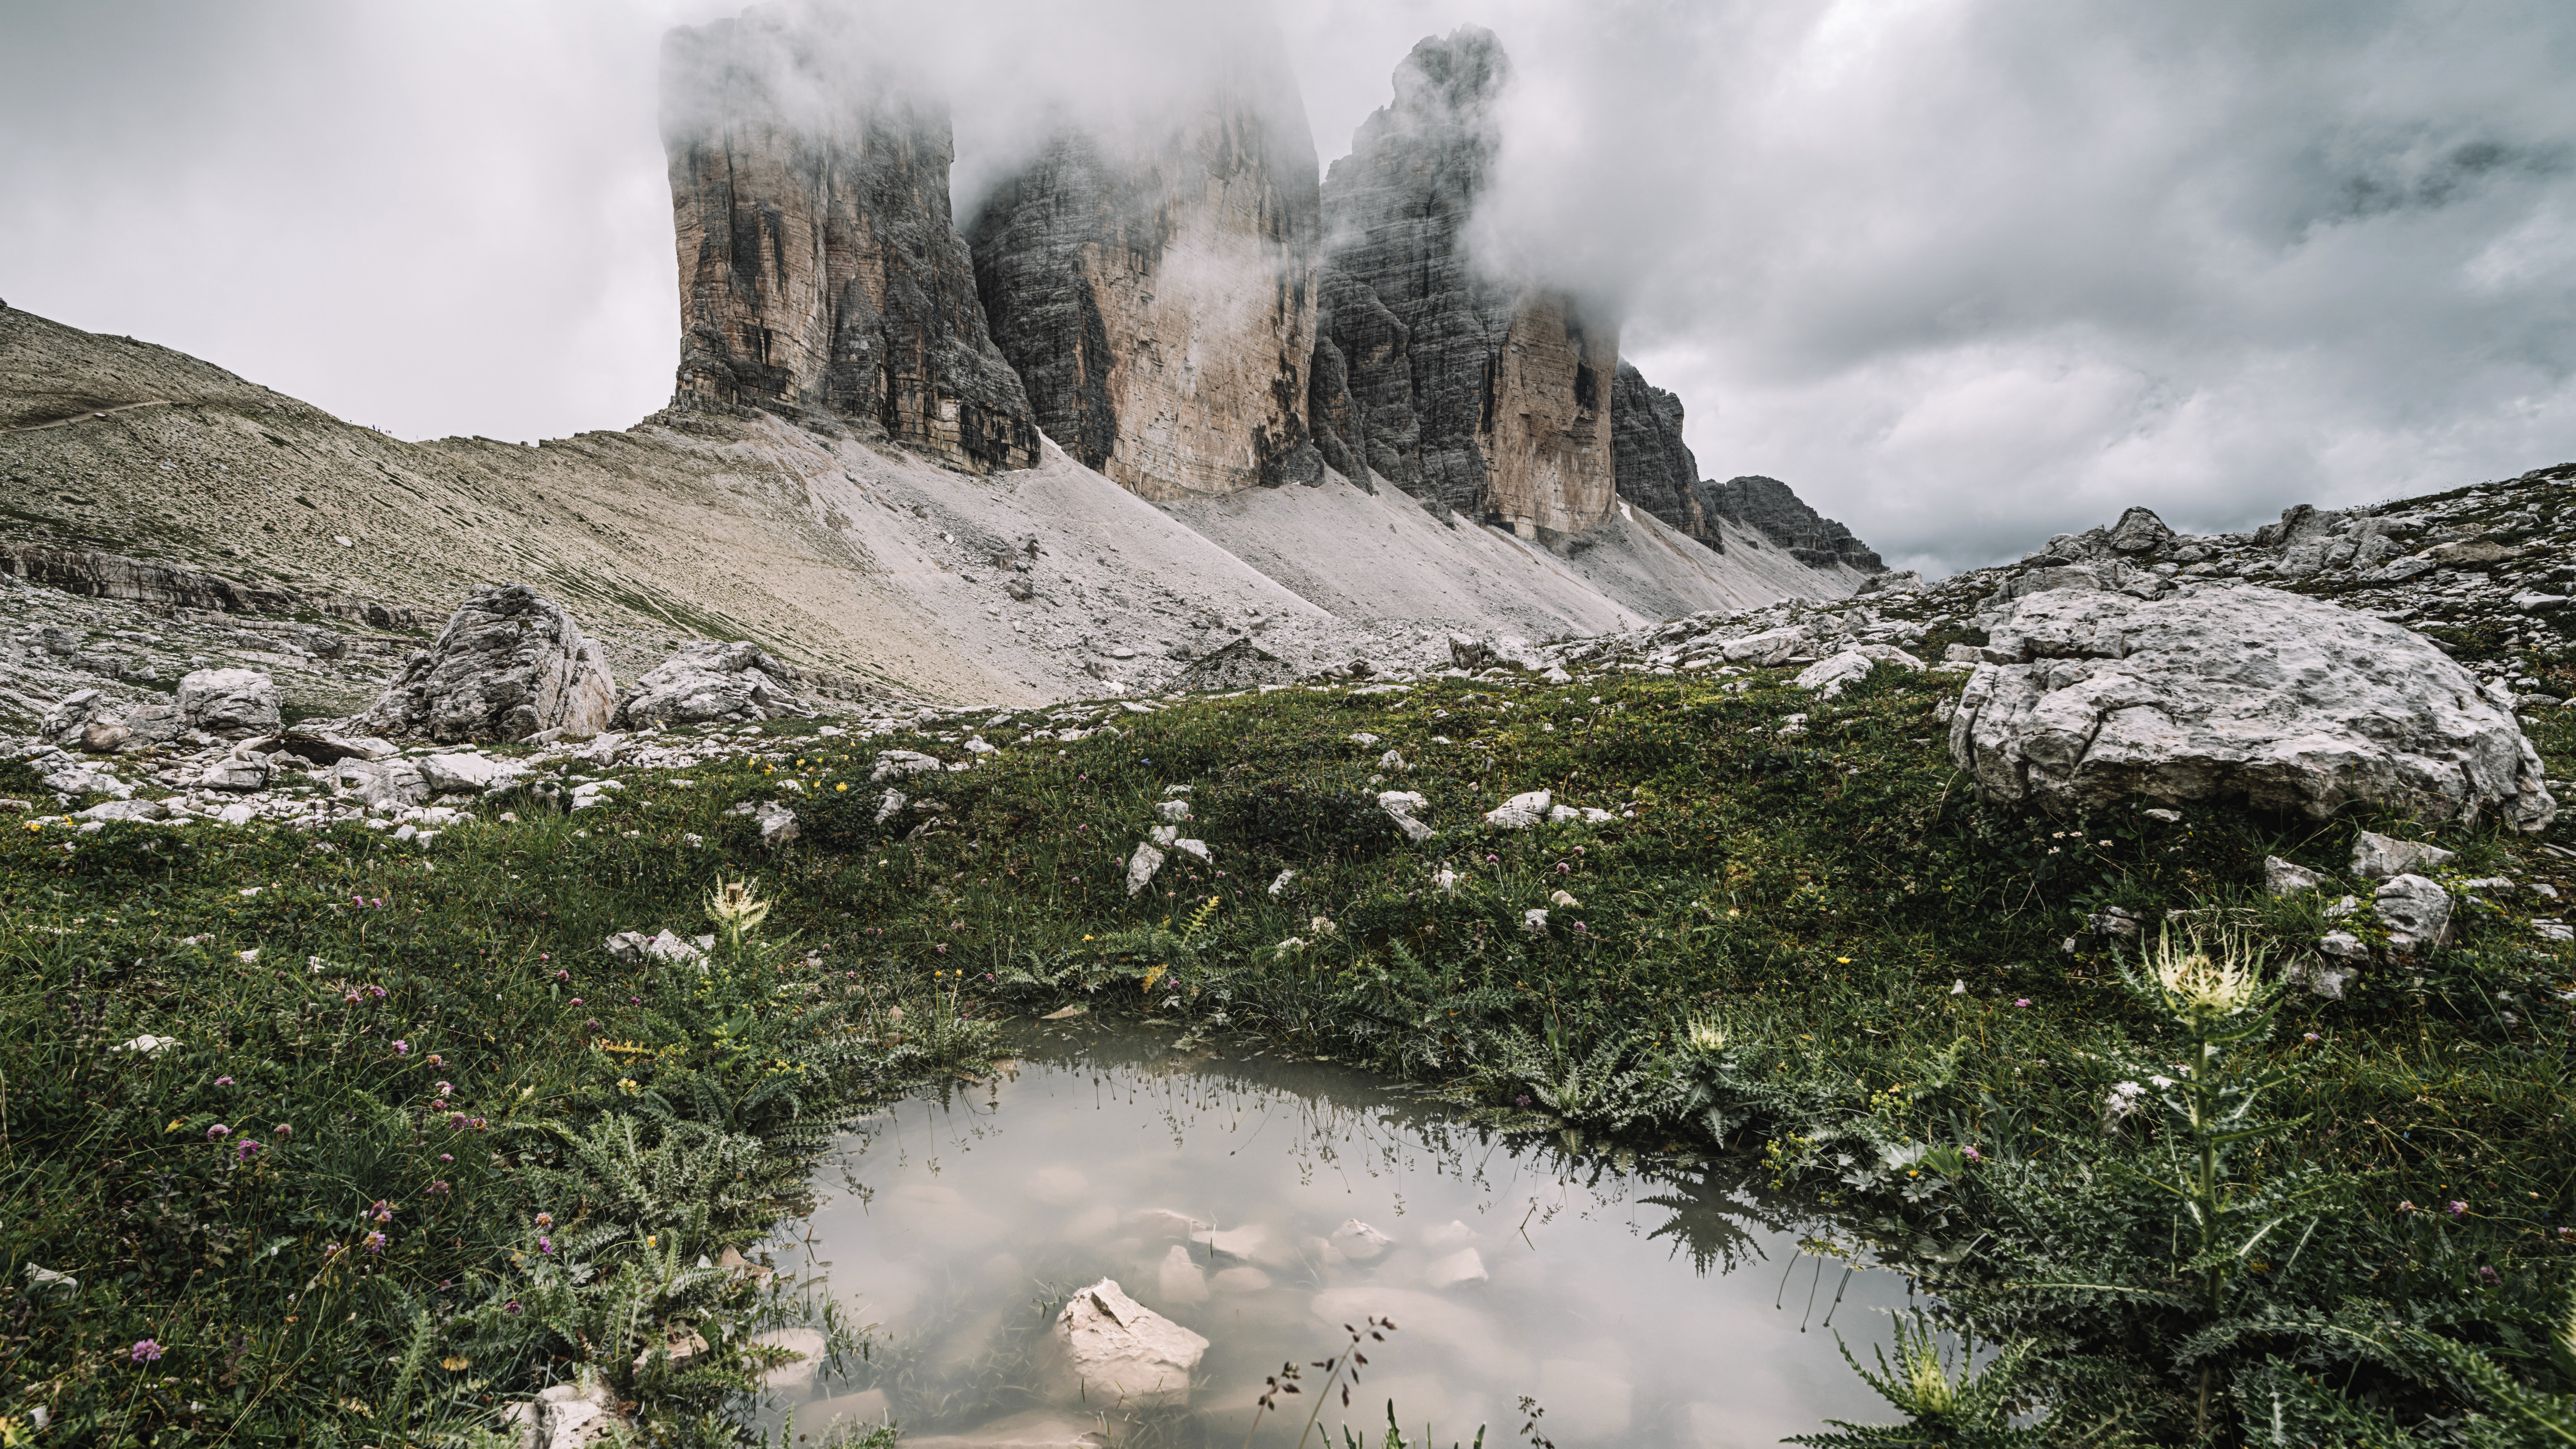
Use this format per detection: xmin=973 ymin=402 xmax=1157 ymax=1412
xmin=237 ymin=949 xmax=259 ymax=964
xmin=2149 ymin=1075 xmax=2175 ymax=1089
xmin=1950 ymin=979 xmax=1967 ymax=995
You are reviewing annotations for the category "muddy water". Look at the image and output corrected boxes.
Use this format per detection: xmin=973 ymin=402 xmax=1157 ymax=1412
xmin=775 ymin=1025 xmax=1917 ymax=1448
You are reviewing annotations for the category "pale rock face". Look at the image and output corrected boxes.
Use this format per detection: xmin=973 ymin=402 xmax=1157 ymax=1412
xmin=1949 ymin=585 xmax=2555 ymax=829
xmin=420 ymin=752 xmax=513 ymax=795
xmin=969 ymin=54 xmax=1324 ymax=497
xmin=1040 ymin=1279 xmax=1209 ymax=1410
xmin=356 ymin=585 xmax=616 ymax=744
xmin=176 ymin=668 xmax=280 ymax=737
xmin=755 ymin=801 xmax=800 ymax=848
xmin=615 ymin=640 xmax=808 ymax=729
xmin=1485 ymin=790 xmax=1552 ymax=828
xmin=659 ymin=10 xmax=1039 ymax=472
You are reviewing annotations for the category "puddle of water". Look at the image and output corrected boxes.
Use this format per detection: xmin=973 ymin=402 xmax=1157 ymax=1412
xmin=774 ymin=1025 xmax=1919 ymax=1448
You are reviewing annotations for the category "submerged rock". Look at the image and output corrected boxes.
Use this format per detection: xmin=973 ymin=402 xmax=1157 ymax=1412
xmin=1040 ymin=1278 xmax=1208 ymax=1410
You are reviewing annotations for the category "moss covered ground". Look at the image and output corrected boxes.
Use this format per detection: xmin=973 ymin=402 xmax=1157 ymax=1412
xmin=7 ymin=657 xmax=2576 ymax=1444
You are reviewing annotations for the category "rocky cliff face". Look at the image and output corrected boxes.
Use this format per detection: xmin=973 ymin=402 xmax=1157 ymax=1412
xmin=968 ymin=61 xmax=1324 ymax=498
xmin=1309 ymin=28 xmax=1617 ymax=538
xmin=1608 ymin=363 xmax=1725 ymax=549
xmin=1714 ymin=476 xmax=1884 ymax=572
xmin=661 ymin=11 xmax=1038 ymax=473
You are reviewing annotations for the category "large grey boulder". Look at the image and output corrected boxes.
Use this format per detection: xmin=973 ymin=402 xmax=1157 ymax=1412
xmin=177 ymin=668 xmax=281 ymax=737
xmin=354 ymin=585 xmax=616 ymax=744
xmin=1950 ymin=585 xmax=2555 ymax=829
xmin=612 ymin=641 xmax=806 ymax=729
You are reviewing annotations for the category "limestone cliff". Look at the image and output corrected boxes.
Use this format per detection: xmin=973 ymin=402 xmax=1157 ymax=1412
xmin=661 ymin=11 xmax=1038 ymax=473
xmin=1309 ymin=28 xmax=1617 ymax=539
xmin=967 ymin=59 xmax=1322 ymax=498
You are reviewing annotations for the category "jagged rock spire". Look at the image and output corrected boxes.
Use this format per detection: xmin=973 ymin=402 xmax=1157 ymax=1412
xmin=661 ymin=10 xmax=1039 ymax=473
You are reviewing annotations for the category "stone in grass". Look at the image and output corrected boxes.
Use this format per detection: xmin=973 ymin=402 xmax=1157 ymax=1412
xmin=1126 ymin=843 xmax=1166 ymax=896
xmin=2265 ymin=856 xmax=2323 ymax=897
xmin=2375 ymin=874 xmax=2451 ymax=955
xmin=1485 ymin=790 xmax=1552 ymax=828
xmin=604 ymin=930 xmax=708 ymax=965
xmin=755 ymin=801 xmax=799 ymax=848
xmin=420 ymin=752 xmax=513 ymax=795
xmin=747 ymin=1328 xmax=827 ymax=1391
xmin=871 ymin=750 xmax=944 ymax=783
xmin=506 ymin=1372 xmax=625 ymax=1449
xmin=1039 ymin=1279 xmax=1209 ymax=1410
xmin=1379 ymin=790 xmax=1434 ymax=843
xmin=2351 ymin=831 xmax=2456 ymax=881
xmin=1267 ymin=869 xmax=1296 ymax=898
xmin=874 ymin=789 xmax=906 ymax=825
xmin=1174 ymin=838 xmax=1212 ymax=863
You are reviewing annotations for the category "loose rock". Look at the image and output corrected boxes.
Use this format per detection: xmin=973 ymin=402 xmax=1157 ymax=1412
xmin=356 ymin=585 xmax=617 ymax=744
xmin=615 ymin=640 xmax=808 ymax=729
xmin=1040 ymin=1279 xmax=1208 ymax=1410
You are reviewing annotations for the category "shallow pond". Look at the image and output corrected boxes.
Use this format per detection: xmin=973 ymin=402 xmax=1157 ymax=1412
xmin=772 ymin=1024 xmax=1919 ymax=1448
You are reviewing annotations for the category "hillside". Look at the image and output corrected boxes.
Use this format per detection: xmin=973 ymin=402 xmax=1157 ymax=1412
xmin=0 ymin=303 xmax=1862 ymax=729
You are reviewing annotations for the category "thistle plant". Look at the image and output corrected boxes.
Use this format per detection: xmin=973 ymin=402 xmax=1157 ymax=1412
xmin=706 ymin=876 xmax=771 ymax=949
xmin=1789 ymin=1312 xmax=2039 ymax=1449
xmin=2112 ymin=926 xmax=2337 ymax=1438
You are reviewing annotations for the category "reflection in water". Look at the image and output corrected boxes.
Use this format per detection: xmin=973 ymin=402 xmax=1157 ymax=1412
xmin=773 ymin=1024 xmax=1916 ymax=1448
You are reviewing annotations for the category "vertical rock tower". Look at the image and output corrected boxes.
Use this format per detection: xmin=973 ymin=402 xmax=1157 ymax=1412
xmin=968 ymin=58 xmax=1324 ymax=498
xmin=661 ymin=11 xmax=1039 ymax=472
xmin=1309 ymin=28 xmax=1618 ymax=539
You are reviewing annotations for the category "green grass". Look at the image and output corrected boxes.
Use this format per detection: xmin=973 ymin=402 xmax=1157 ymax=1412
xmin=7 ymin=660 xmax=2576 ymax=1444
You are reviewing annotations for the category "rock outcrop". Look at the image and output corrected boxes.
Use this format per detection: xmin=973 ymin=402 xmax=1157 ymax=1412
xmin=1308 ymin=28 xmax=1618 ymax=538
xmin=1710 ymin=477 xmax=1883 ymax=572
xmin=968 ymin=57 xmax=1324 ymax=497
xmin=1950 ymin=584 xmax=2555 ymax=830
xmin=355 ymin=585 xmax=618 ymax=744
xmin=614 ymin=640 xmax=807 ymax=728
xmin=661 ymin=10 xmax=1039 ymax=472
xmin=1609 ymin=362 xmax=1728 ymax=549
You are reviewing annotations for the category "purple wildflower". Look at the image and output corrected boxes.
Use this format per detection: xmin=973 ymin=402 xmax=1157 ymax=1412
xmin=272 ymin=1124 xmax=291 ymax=1140
xmin=214 ymin=1076 xmax=235 ymax=1086
xmin=363 ymin=1231 xmax=387 ymax=1253
xmin=130 ymin=1338 xmax=164 ymax=1364
xmin=1963 ymin=1145 xmax=1983 ymax=1162
xmin=2450 ymin=1201 xmax=2469 ymax=1217
xmin=235 ymin=1140 xmax=263 ymax=1162
xmin=206 ymin=1124 xmax=230 ymax=1140
xmin=537 ymin=1236 xmax=554 ymax=1254
xmin=392 ymin=1040 xmax=410 ymax=1056
xmin=368 ymin=1200 xmax=393 ymax=1223
xmin=2014 ymin=998 xmax=2032 ymax=1008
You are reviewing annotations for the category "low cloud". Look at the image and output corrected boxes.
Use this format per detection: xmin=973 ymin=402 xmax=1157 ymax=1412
xmin=5 ymin=0 xmax=2570 ymax=573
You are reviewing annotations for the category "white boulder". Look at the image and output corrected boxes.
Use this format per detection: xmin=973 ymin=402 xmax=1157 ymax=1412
xmin=177 ymin=668 xmax=281 ymax=737
xmin=356 ymin=585 xmax=616 ymax=744
xmin=1950 ymin=585 xmax=2555 ymax=828
xmin=1485 ymin=790 xmax=1552 ymax=828
xmin=614 ymin=640 xmax=807 ymax=729
xmin=2264 ymin=857 xmax=2322 ymax=897
xmin=871 ymin=750 xmax=944 ymax=783
xmin=1040 ymin=1279 xmax=1208 ymax=1410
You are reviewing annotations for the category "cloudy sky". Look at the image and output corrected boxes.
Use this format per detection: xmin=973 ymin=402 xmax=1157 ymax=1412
xmin=4 ymin=1 xmax=2572 ymax=574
